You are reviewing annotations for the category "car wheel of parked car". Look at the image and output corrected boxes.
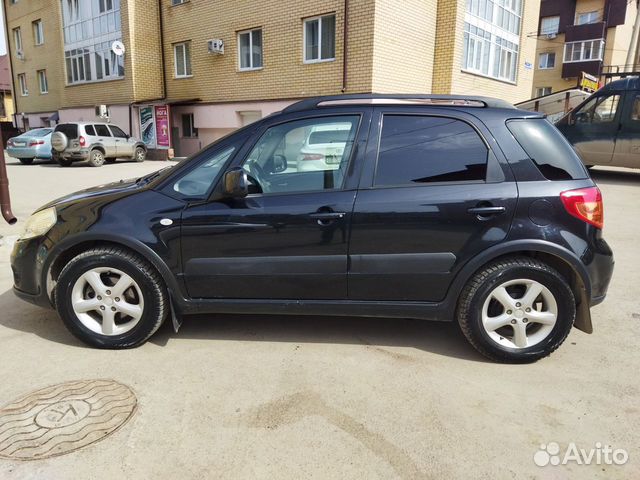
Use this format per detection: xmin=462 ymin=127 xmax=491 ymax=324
xmin=55 ymin=156 xmax=73 ymax=167
xmin=19 ymin=158 xmax=34 ymax=165
xmin=89 ymin=149 xmax=106 ymax=167
xmin=457 ymin=257 xmax=575 ymax=363
xmin=134 ymin=147 xmax=146 ymax=162
xmin=55 ymin=247 xmax=167 ymax=348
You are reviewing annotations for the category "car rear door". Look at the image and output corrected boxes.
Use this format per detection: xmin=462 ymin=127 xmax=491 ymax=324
xmin=94 ymin=124 xmax=116 ymax=157
xmin=347 ymin=108 xmax=517 ymax=302
xmin=611 ymin=91 xmax=640 ymax=168
xmin=179 ymin=109 xmax=372 ymax=299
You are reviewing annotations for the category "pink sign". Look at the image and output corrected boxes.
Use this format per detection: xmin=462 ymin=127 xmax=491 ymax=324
xmin=155 ymin=105 xmax=170 ymax=148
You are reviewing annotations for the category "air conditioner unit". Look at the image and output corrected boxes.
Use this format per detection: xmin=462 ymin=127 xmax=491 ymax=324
xmin=545 ymin=33 xmax=557 ymax=40
xmin=207 ymin=39 xmax=224 ymax=54
xmin=95 ymin=104 xmax=110 ymax=118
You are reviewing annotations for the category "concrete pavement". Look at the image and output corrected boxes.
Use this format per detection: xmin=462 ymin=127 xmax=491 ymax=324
xmin=0 ymin=157 xmax=638 ymax=479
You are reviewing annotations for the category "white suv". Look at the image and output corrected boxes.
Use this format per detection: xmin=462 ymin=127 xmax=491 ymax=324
xmin=51 ymin=122 xmax=147 ymax=167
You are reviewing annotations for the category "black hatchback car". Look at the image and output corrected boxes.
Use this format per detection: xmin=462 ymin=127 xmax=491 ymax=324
xmin=11 ymin=95 xmax=614 ymax=362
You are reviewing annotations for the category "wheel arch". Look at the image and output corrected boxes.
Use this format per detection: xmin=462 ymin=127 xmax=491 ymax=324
xmin=446 ymin=240 xmax=592 ymax=333
xmin=90 ymin=145 xmax=106 ymax=155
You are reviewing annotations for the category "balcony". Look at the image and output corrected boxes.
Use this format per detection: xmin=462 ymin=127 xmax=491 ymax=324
xmin=564 ymin=21 xmax=606 ymax=42
xmin=562 ymin=25 xmax=606 ymax=79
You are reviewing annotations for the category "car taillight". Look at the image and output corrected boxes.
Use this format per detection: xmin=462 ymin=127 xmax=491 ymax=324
xmin=29 ymin=140 xmax=45 ymax=146
xmin=79 ymin=136 xmax=86 ymax=147
xmin=560 ymin=186 xmax=604 ymax=229
xmin=301 ymin=154 xmax=324 ymax=161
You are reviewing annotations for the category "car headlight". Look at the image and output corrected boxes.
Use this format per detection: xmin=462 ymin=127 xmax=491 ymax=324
xmin=19 ymin=207 xmax=57 ymax=240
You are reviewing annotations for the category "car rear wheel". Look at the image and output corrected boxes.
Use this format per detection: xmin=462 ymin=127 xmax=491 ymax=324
xmin=54 ymin=155 xmax=73 ymax=167
xmin=134 ymin=147 xmax=146 ymax=162
xmin=56 ymin=247 xmax=168 ymax=348
xmin=88 ymin=149 xmax=105 ymax=167
xmin=457 ymin=257 xmax=575 ymax=363
xmin=18 ymin=158 xmax=34 ymax=165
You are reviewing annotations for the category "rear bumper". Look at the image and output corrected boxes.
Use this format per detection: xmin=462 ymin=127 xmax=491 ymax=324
xmin=585 ymin=236 xmax=614 ymax=303
xmin=7 ymin=147 xmax=51 ymax=159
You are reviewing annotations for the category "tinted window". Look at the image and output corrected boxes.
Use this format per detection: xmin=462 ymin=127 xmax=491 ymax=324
xmin=109 ymin=125 xmax=128 ymax=138
xmin=507 ymin=119 xmax=588 ymax=180
xmin=241 ymin=116 xmax=359 ymax=194
xmin=375 ymin=115 xmax=488 ymax=186
xmin=573 ymin=94 xmax=620 ymax=124
xmin=85 ymin=125 xmax=96 ymax=136
xmin=29 ymin=128 xmax=52 ymax=137
xmin=95 ymin=125 xmax=112 ymax=136
xmin=173 ymin=146 xmax=237 ymax=198
xmin=55 ymin=124 xmax=78 ymax=139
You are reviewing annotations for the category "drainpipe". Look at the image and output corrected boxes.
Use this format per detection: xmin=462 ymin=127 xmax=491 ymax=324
xmin=158 ymin=0 xmax=167 ymax=99
xmin=341 ymin=0 xmax=349 ymax=92
xmin=0 ymin=129 xmax=16 ymax=225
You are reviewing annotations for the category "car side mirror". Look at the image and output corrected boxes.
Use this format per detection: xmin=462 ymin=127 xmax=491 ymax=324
xmin=222 ymin=167 xmax=249 ymax=198
xmin=273 ymin=154 xmax=287 ymax=173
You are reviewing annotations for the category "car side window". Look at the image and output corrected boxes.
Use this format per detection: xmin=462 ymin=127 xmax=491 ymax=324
xmin=630 ymin=94 xmax=640 ymax=121
xmin=573 ymin=94 xmax=620 ymax=124
xmin=240 ymin=115 xmax=359 ymax=195
xmin=95 ymin=125 xmax=112 ymax=137
xmin=85 ymin=125 xmax=96 ymax=136
xmin=374 ymin=115 xmax=488 ymax=187
xmin=109 ymin=125 xmax=128 ymax=138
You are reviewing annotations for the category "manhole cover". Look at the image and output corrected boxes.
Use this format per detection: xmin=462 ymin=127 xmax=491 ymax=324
xmin=0 ymin=380 xmax=137 ymax=460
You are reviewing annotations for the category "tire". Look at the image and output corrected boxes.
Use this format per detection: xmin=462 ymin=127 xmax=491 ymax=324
xmin=55 ymin=247 xmax=168 ymax=348
xmin=56 ymin=156 xmax=73 ymax=167
xmin=134 ymin=146 xmax=146 ymax=162
xmin=457 ymin=257 xmax=576 ymax=363
xmin=19 ymin=158 xmax=34 ymax=165
xmin=88 ymin=149 xmax=106 ymax=167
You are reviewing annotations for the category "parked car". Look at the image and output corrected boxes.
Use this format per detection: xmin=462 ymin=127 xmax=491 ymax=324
xmin=11 ymin=94 xmax=614 ymax=362
xmin=6 ymin=128 xmax=53 ymax=165
xmin=296 ymin=123 xmax=352 ymax=172
xmin=556 ymin=76 xmax=640 ymax=168
xmin=50 ymin=122 xmax=147 ymax=167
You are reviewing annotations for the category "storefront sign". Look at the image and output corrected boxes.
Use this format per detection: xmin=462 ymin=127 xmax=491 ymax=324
xmin=139 ymin=106 xmax=156 ymax=147
xmin=155 ymin=105 xmax=170 ymax=148
xmin=579 ymin=72 xmax=599 ymax=93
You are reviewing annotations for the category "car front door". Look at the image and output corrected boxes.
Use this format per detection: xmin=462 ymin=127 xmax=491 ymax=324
xmin=109 ymin=125 xmax=133 ymax=158
xmin=347 ymin=109 xmax=517 ymax=302
xmin=557 ymin=91 xmax=622 ymax=166
xmin=610 ymin=91 xmax=640 ymax=167
xmin=180 ymin=110 xmax=371 ymax=299
xmin=94 ymin=124 xmax=116 ymax=158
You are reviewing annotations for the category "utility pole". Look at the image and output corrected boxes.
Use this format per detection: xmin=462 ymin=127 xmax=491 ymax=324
xmin=625 ymin=1 xmax=640 ymax=71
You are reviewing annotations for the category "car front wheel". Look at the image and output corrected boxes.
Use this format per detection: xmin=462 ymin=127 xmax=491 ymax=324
xmin=457 ymin=257 xmax=576 ymax=363
xmin=56 ymin=247 xmax=168 ymax=348
xmin=134 ymin=146 xmax=146 ymax=162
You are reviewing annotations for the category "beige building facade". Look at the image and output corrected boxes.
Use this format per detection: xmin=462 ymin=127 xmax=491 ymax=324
xmin=532 ymin=0 xmax=639 ymax=98
xmin=5 ymin=0 xmax=540 ymax=157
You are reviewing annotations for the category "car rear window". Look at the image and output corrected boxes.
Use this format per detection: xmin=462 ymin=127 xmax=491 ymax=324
xmin=308 ymin=129 xmax=351 ymax=145
xmin=85 ymin=125 xmax=96 ymax=136
xmin=54 ymin=124 xmax=78 ymax=139
xmin=507 ymin=119 xmax=588 ymax=180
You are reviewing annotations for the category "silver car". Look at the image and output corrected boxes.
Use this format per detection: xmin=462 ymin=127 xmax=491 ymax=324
xmin=6 ymin=128 xmax=53 ymax=165
xmin=51 ymin=122 xmax=147 ymax=167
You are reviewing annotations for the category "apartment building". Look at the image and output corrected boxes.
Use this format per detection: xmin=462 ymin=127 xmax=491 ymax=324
xmin=5 ymin=0 xmax=540 ymax=158
xmin=0 ymin=56 xmax=14 ymax=122
xmin=532 ymin=0 xmax=639 ymax=97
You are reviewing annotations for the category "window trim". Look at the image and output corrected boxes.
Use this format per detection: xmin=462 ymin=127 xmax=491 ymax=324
xmin=17 ymin=73 xmax=28 ymax=96
xmin=563 ymin=39 xmax=605 ymax=63
xmin=303 ymin=14 xmax=336 ymax=64
xmin=576 ymin=11 xmax=599 ymax=25
xmin=370 ymin=112 xmax=496 ymax=190
xmin=540 ymin=15 xmax=560 ymax=35
xmin=13 ymin=27 xmax=22 ymax=55
xmin=37 ymin=70 xmax=48 ymax=94
xmin=237 ymin=28 xmax=263 ymax=71
xmin=174 ymin=41 xmax=192 ymax=78
xmin=33 ymin=19 xmax=44 ymax=45
xmin=171 ymin=0 xmax=189 ymax=5
xmin=538 ymin=52 xmax=556 ymax=69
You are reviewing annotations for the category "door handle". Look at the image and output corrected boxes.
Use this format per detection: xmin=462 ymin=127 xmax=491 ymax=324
xmin=467 ymin=206 xmax=506 ymax=216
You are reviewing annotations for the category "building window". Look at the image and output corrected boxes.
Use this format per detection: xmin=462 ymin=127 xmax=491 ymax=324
xmin=174 ymin=42 xmax=192 ymax=77
xmin=238 ymin=28 xmax=263 ymax=71
xmin=304 ymin=14 xmax=335 ymax=63
xmin=536 ymin=87 xmax=552 ymax=97
xmin=98 ymin=0 xmax=115 ymax=13
xmin=13 ymin=27 xmax=22 ymax=56
xmin=38 ymin=70 xmax=48 ymax=93
xmin=33 ymin=20 xmax=44 ymax=45
xmin=463 ymin=1 xmax=522 ymax=83
xmin=564 ymin=40 xmax=605 ymax=63
xmin=540 ymin=16 xmax=560 ymax=35
xmin=576 ymin=11 xmax=599 ymax=25
xmin=182 ymin=114 xmax=198 ymax=137
xmin=171 ymin=0 xmax=188 ymax=4
xmin=538 ymin=52 xmax=556 ymax=69
xmin=18 ymin=74 xmax=28 ymax=96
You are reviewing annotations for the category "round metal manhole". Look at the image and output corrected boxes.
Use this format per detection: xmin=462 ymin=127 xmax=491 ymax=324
xmin=0 ymin=380 xmax=137 ymax=460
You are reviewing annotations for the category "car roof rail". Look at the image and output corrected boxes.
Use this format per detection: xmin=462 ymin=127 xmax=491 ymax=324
xmin=282 ymin=94 xmax=515 ymax=113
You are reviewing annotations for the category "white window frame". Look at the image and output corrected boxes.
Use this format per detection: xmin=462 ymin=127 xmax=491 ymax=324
xmin=38 ymin=70 xmax=48 ymax=94
xmin=238 ymin=28 xmax=263 ymax=71
xmin=563 ymin=39 xmax=605 ymax=63
xmin=536 ymin=87 xmax=552 ymax=97
xmin=540 ymin=15 xmax=560 ymax=35
xmin=462 ymin=21 xmax=519 ymax=83
xmin=18 ymin=74 xmax=28 ymax=96
xmin=303 ymin=14 xmax=336 ymax=64
xmin=538 ymin=52 xmax=556 ymax=69
xmin=13 ymin=27 xmax=22 ymax=55
xmin=33 ymin=20 xmax=44 ymax=45
xmin=171 ymin=0 xmax=188 ymax=5
xmin=576 ymin=11 xmax=599 ymax=25
xmin=174 ymin=41 xmax=192 ymax=78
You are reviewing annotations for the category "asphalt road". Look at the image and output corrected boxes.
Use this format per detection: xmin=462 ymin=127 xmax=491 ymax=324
xmin=0 ymin=157 xmax=638 ymax=479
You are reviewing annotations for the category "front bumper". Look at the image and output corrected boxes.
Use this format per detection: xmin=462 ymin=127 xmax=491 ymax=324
xmin=10 ymin=235 xmax=54 ymax=309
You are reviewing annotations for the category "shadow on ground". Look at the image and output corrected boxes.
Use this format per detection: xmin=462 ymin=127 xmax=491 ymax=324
xmin=0 ymin=289 xmax=485 ymax=362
